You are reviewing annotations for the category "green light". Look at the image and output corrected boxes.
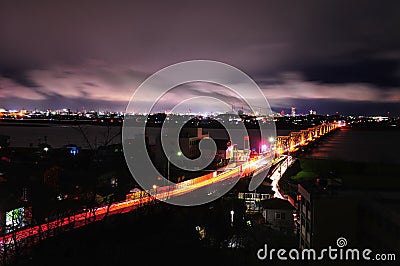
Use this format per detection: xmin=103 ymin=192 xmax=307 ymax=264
xmin=269 ymin=137 xmax=275 ymax=143
xmin=177 ymin=151 xmax=183 ymax=156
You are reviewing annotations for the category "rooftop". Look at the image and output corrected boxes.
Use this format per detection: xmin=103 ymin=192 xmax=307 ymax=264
xmin=261 ymin=198 xmax=294 ymax=210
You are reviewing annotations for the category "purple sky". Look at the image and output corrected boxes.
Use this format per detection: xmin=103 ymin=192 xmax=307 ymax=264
xmin=1 ymin=0 xmax=400 ymax=115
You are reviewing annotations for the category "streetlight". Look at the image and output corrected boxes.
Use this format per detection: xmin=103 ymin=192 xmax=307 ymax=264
xmin=165 ymin=151 xmax=182 ymax=200
xmin=152 ymin=184 xmax=157 ymax=202
xmin=168 ymin=151 xmax=183 ymax=182
xmin=268 ymin=137 xmax=276 ymax=154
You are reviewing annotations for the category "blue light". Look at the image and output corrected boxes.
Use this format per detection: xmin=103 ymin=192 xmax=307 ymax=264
xmin=70 ymin=147 xmax=78 ymax=155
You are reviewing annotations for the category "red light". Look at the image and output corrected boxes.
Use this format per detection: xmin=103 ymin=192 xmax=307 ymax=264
xmin=1 ymin=156 xmax=11 ymax=163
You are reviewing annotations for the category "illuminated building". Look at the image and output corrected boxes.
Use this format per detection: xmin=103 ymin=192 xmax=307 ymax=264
xmin=291 ymin=106 xmax=296 ymax=117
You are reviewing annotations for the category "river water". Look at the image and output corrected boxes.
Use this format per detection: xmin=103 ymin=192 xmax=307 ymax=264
xmin=304 ymin=127 xmax=400 ymax=164
xmin=0 ymin=123 xmax=290 ymax=149
xmin=2 ymin=123 xmax=398 ymax=164
xmin=0 ymin=123 xmax=122 ymax=148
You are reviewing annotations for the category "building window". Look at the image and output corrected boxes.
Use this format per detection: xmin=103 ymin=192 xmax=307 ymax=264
xmin=275 ymin=211 xmax=286 ymax=220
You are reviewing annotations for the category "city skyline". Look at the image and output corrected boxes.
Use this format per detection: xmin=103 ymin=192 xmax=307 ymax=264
xmin=0 ymin=105 xmax=396 ymax=118
xmin=1 ymin=1 xmax=400 ymax=115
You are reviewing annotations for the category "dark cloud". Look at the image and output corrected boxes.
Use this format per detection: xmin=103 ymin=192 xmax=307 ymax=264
xmin=81 ymin=82 xmax=98 ymax=88
xmin=0 ymin=68 xmax=40 ymax=88
xmin=301 ymin=58 xmax=400 ymax=87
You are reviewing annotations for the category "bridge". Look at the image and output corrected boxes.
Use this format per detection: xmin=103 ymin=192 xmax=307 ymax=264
xmin=0 ymin=122 xmax=338 ymax=264
xmin=275 ymin=123 xmax=338 ymax=154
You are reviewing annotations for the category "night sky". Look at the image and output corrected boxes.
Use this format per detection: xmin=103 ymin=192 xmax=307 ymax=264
xmin=1 ymin=0 xmax=400 ymax=115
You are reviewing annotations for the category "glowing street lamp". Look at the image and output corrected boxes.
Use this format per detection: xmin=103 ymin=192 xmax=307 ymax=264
xmin=268 ymin=137 xmax=276 ymax=154
xmin=152 ymin=184 xmax=157 ymax=201
xmin=168 ymin=151 xmax=182 ymax=182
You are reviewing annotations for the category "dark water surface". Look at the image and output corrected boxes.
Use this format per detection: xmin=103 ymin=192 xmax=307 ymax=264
xmin=304 ymin=127 xmax=400 ymax=164
xmin=0 ymin=123 xmax=290 ymax=149
xmin=3 ymin=123 xmax=398 ymax=164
